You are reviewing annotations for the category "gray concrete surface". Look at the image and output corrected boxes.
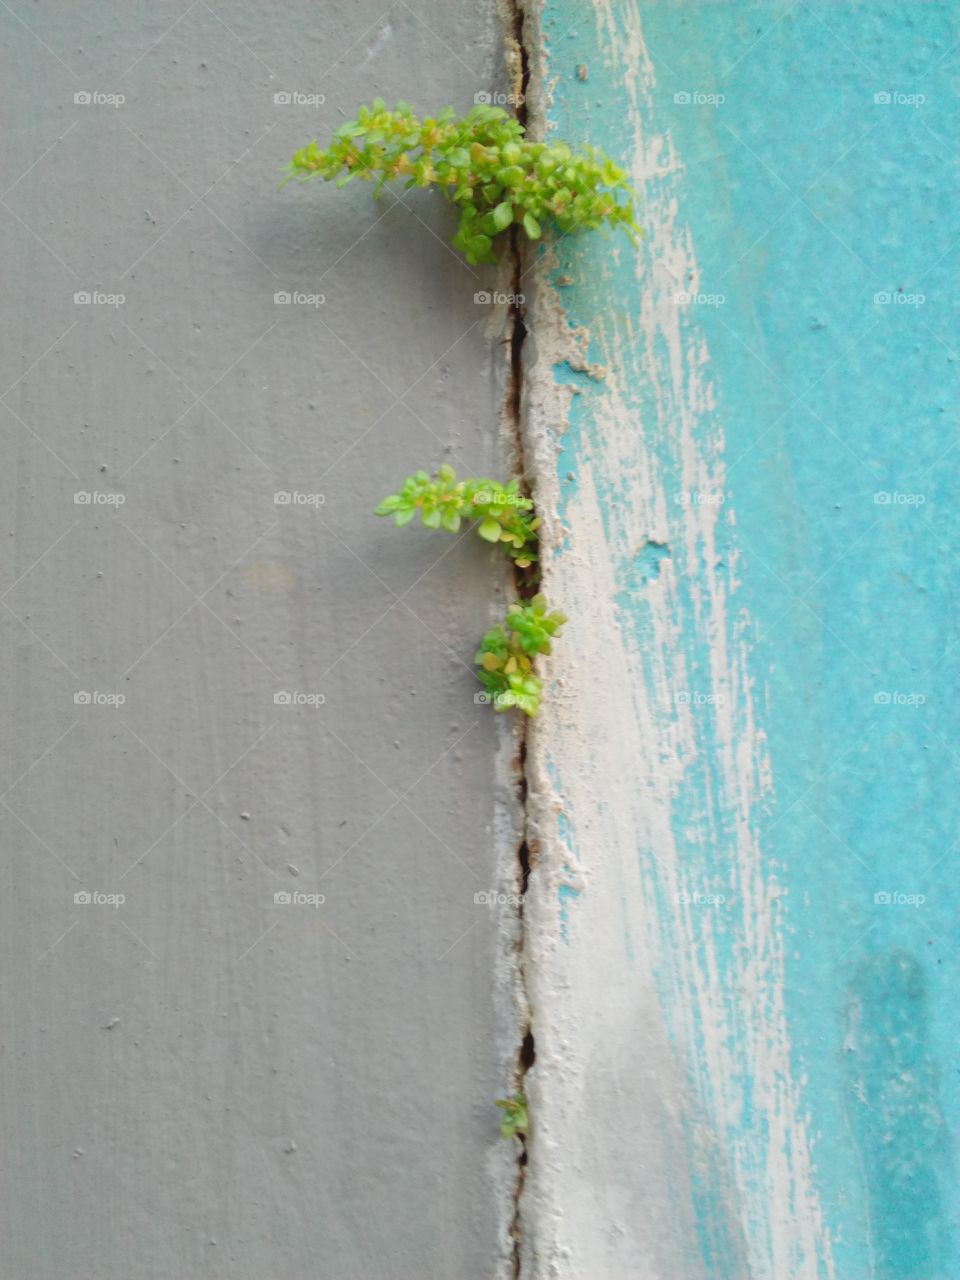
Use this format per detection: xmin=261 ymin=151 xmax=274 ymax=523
xmin=0 ymin=4 xmax=520 ymax=1276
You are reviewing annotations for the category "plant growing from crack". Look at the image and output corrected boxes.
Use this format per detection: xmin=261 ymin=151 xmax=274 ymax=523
xmin=283 ymin=98 xmax=564 ymax=1157
xmin=281 ymin=100 xmax=640 ymax=265
xmin=281 ymin=103 xmax=626 ymax=711
xmin=476 ymin=596 xmax=566 ymax=717
xmin=495 ymin=1093 xmax=529 ymax=1140
xmin=375 ymin=467 xmax=565 ymax=715
xmin=375 ymin=464 xmax=539 ymax=568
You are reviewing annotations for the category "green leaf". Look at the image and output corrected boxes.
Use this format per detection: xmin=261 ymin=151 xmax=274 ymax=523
xmin=470 ymin=233 xmax=493 ymax=261
xmin=495 ymin=1094 xmax=529 ymax=1137
xmin=498 ymin=165 xmax=525 ymax=187
xmin=421 ymin=507 xmax=442 ymax=529
xmin=522 ymin=212 xmax=542 ymax=239
xmin=492 ymin=201 xmax=514 ymax=231
xmin=478 ymin=517 xmax=502 ymax=543
xmin=283 ymin=103 xmax=641 ymax=267
xmin=394 ymin=508 xmax=416 ymax=527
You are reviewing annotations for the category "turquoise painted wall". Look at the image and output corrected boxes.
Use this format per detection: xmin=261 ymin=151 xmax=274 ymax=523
xmin=537 ymin=2 xmax=958 ymax=1275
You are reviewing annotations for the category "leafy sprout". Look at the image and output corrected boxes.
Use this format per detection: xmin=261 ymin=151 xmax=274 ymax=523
xmin=476 ymin=595 xmax=567 ymax=717
xmin=375 ymin=467 xmax=564 ymax=715
xmin=495 ymin=1093 xmax=529 ymax=1140
xmin=282 ymin=100 xmax=641 ymax=265
xmin=375 ymin=464 xmax=539 ymax=568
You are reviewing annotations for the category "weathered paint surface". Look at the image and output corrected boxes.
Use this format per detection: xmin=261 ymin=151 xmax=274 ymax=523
xmin=522 ymin=2 xmax=958 ymax=1277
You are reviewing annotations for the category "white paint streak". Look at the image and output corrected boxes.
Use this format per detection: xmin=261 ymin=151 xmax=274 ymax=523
xmin=519 ymin=2 xmax=836 ymax=1276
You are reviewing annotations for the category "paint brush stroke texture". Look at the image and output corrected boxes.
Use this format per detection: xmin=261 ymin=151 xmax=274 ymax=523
xmin=522 ymin=1 xmax=957 ymax=1277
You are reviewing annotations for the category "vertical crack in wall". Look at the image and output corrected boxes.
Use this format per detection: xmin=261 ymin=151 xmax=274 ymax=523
xmin=502 ymin=2 xmax=532 ymax=1275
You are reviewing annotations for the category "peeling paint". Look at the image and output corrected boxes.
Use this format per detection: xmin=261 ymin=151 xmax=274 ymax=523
xmin=515 ymin=0 xmax=958 ymax=1276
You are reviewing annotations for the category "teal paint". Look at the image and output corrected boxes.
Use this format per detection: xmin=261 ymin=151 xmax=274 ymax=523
xmin=556 ymin=881 xmax=580 ymax=943
xmin=536 ymin=1 xmax=958 ymax=1275
xmin=546 ymin=757 xmax=581 ymax=943
xmin=844 ymin=951 xmax=953 ymax=1278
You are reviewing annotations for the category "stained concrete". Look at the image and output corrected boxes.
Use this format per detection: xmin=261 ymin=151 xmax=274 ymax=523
xmin=0 ymin=4 xmax=521 ymax=1277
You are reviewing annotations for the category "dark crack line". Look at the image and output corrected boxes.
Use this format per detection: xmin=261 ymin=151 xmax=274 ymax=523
xmin=503 ymin=2 xmax=533 ymax=1276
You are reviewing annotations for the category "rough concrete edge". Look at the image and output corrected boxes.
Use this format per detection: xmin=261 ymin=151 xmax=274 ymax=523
xmin=500 ymin=0 xmax=610 ymax=1275
xmin=485 ymin=1 xmax=560 ymax=1274
xmin=485 ymin=2 xmax=614 ymax=1270
xmin=508 ymin=11 xmax=701 ymax=1265
xmin=477 ymin=4 xmax=541 ymax=1276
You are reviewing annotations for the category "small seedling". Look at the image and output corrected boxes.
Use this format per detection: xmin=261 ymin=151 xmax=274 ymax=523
xmin=375 ymin=464 xmax=539 ymax=567
xmin=495 ymin=1093 xmax=529 ymax=1140
xmin=282 ymin=100 xmax=640 ymax=264
xmin=476 ymin=595 xmax=567 ymax=717
xmin=376 ymin=467 xmax=563 ymax=715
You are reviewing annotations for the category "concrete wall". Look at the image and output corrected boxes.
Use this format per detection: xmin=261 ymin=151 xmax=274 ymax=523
xmin=0 ymin=4 xmax=522 ymax=1277
xmin=5 ymin=3 xmax=957 ymax=1279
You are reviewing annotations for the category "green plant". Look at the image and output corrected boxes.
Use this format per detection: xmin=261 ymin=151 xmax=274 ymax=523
xmin=495 ymin=1093 xmax=529 ymax=1140
xmin=476 ymin=595 xmax=567 ymax=717
xmin=375 ymin=467 xmax=563 ymax=716
xmin=374 ymin=464 xmax=539 ymax=568
xmin=282 ymin=100 xmax=640 ymax=265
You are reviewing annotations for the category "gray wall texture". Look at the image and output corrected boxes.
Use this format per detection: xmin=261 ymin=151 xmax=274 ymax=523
xmin=0 ymin=4 xmax=520 ymax=1277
